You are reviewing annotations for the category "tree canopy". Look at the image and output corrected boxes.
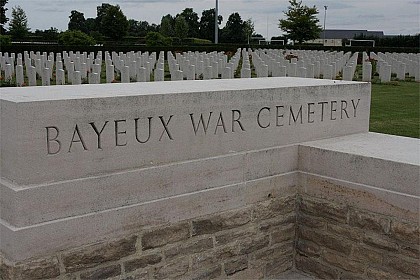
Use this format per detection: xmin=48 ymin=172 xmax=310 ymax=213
xmin=68 ymin=10 xmax=86 ymax=33
xmin=0 ymin=0 xmax=8 ymax=34
xmin=96 ymin=3 xmax=128 ymax=40
xmin=179 ymin=8 xmax=199 ymax=38
xmin=199 ymin=8 xmax=223 ymax=42
xmin=174 ymin=15 xmax=189 ymax=41
xmin=8 ymin=5 xmax=30 ymax=39
xmin=279 ymin=0 xmax=321 ymax=44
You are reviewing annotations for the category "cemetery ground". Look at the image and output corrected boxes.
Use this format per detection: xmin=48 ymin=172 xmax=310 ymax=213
xmin=370 ymin=81 xmax=419 ymax=138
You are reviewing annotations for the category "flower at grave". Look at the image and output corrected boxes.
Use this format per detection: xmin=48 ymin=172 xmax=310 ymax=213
xmin=112 ymin=79 xmax=117 ymax=83
xmin=0 ymin=76 xmax=3 ymax=81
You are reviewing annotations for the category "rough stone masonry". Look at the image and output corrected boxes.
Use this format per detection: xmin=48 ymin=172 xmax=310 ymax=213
xmin=0 ymin=77 xmax=418 ymax=279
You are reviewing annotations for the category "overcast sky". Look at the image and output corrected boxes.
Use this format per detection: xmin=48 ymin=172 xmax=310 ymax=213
xmin=5 ymin=0 xmax=420 ymax=37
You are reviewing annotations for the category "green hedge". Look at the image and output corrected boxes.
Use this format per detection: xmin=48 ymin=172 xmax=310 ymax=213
xmin=1 ymin=43 xmax=418 ymax=55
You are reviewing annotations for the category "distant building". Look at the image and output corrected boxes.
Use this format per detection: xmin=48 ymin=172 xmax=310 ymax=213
xmin=307 ymin=29 xmax=384 ymax=46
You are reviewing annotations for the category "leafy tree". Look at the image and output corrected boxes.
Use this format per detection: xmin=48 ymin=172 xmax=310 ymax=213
xmin=68 ymin=10 xmax=86 ymax=33
xmin=199 ymin=8 xmax=222 ymax=42
xmin=179 ymin=8 xmax=199 ymax=38
xmin=160 ymin=14 xmax=174 ymax=37
xmin=58 ymin=30 xmax=96 ymax=46
xmin=9 ymin=5 xmax=30 ymax=39
xmin=174 ymin=16 xmax=188 ymax=41
xmin=0 ymin=0 xmax=8 ymax=34
xmin=145 ymin=31 xmax=172 ymax=46
xmin=34 ymin=27 xmax=59 ymax=40
xmin=279 ymin=0 xmax=321 ymax=44
xmin=244 ymin=18 xmax=255 ymax=45
xmin=96 ymin=3 xmax=128 ymax=40
xmin=221 ymin=12 xmax=245 ymax=43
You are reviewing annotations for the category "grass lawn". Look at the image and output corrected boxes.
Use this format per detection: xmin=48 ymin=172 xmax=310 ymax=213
xmin=370 ymin=81 xmax=419 ymax=138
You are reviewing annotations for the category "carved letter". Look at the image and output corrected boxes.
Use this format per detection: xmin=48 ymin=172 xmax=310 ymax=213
xmin=318 ymin=101 xmax=328 ymax=122
xmin=190 ymin=112 xmax=212 ymax=135
xmin=232 ymin=110 xmax=245 ymax=132
xmin=214 ymin=112 xmax=227 ymax=134
xmin=289 ymin=105 xmax=303 ymax=125
xmin=351 ymin=98 xmax=361 ymax=117
xmin=68 ymin=124 xmax=87 ymax=152
xmin=114 ymin=120 xmax=127 ymax=147
xmin=159 ymin=115 xmax=174 ymax=141
xmin=90 ymin=121 xmax=108 ymax=149
xmin=46 ymin=126 xmax=61 ymax=155
xmin=257 ymin=107 xmax=270 ymax=129
xmin=307 ymin=103 xmax=315 ymax=124
xmin=341 ymin=100 xmax=349 ymax=119
xmin=135 ymin=117 xmax=152 ymax=143
xmin=276 ymin=106 xmax=284 ymax=127
xmin=330 ymin=101 xmax=337 ymax=121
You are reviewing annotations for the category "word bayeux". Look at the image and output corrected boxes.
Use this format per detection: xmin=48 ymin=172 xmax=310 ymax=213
xmin=45 ymin=98 xmax=360 ymax=155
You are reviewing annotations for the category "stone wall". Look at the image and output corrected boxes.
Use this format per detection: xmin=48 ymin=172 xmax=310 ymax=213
xmin=0 ymin=195 xmax=297 ymax=280
xmin=296 ymin=189 xmax=419 ymax=279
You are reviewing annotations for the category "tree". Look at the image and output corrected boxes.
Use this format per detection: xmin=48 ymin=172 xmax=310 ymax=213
xmin=221 ymin=12 xmax=245 ymax=43
xmin=145 ymin=31 xmax=172 ymax=47
xmin=279 ymin=0 xmax=321 ymax=44
xmin=244 ymin=18 xmax=255 ymax=45
xmin=174 ymin=16 xmax=188 ymax=42
xmin=179 ymin=8 xmax=199 ymax=38
xmin=68 ymin=10 xmax=86 ymax=33
xmin=160 ymin=14 xmax=174 ymax=37
xmin=0 ymin=0 xmax=8 ymax=34
xmin=199 ymin=8 xmax=222 ymax=42
xmin=9 ymin=5 xmax=30 ymax=39
xmin=96 ymin=3 xmax=128 ymax=40
xmin=58 ymin=30 xmax=96 ymax=46
xmin=34 ymin=27 xmax=59 ymax=40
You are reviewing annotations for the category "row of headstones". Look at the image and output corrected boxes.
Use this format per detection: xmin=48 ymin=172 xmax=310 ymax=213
xmin=167 ymin=50 xmax=242 ymax=81
xmin=0 ymin=50 xmax=162 ymax=86
xmin=249 ymin=49 xmax=357 ymax=80
xmin=370 ymin=52 xmax=420 ymax=82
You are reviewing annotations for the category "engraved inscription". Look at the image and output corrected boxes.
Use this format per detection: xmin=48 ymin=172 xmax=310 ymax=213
xmin=45 ymin=98 xmax=362 ymax=155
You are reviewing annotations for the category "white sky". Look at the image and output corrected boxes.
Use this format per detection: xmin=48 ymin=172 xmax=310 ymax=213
xmin=5 ymin=0 xmax=420 ymax=38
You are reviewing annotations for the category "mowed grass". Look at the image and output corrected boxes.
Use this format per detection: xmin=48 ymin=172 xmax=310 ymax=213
xmin=370 ymin=81 xmax=419 ymax=138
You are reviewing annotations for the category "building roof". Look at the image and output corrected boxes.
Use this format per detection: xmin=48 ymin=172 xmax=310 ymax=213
xmin=319 ymin=29 xmax=384 ymax=39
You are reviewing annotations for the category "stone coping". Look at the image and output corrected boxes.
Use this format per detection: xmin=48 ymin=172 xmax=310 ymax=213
xmin=0 ymin=77 xmax=363 ymax=102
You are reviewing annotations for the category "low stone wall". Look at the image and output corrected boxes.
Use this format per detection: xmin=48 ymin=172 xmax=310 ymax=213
xmin=1 ymin=78 xmax=418 ymax=280
xmin=296 ymin=188 xmax=419 ymax=279
xmin=1 ymin=194 xmax=297 ymax=280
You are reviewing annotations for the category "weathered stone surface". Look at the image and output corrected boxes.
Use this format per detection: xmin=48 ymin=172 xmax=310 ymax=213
xmin=299 ymin=196 xmax=348 ymax=223
xmin=363 ymin=232 xmax=398 ymax=251
xmin=124 ymin=254 xmax=162 ymax=273
xmin=192 ymin=209 xmax=251 ymax=236
xmin=191 ymin=265 xmax=221 ymax=280
xmin=322 ymin=249 xmax=364 ymax=273
xmin=192 ymin=245 xmax=239 ymax=270
xmin=12 ymin=257 xmax=61 ymax=280
xmin=164 ymin=237 xmax=213 ymax=259
xmin=0 ymin=260 xmax=14 ymax=280
xmin=340 ymin=271 xmax=365 ymax=280
xmin=366 ymin=267 xmax=405 ymax=280
xmin=296 ymin=239 xmax=321 ymax=258
xmin=124 ymin=269 xmax=149 ymax=280
xmin=297 ymin=213 xmax=326 ymax=229
xmin=296 ymin=254 xmax=339 ymax=279
xmin=384 ymin=255 xmax=420 ymax=277
xmin=399 ymin=243 xmax=420 ymax=259
xmin=215 ymin=228 xmax=256 ymax=246
xmin=259 ymin=213 xmax=296 ymax=232
xmin=349 ymin=209 xmax=390 ymax=234
xmin=327 ymin=223 xmax=362 ymax=241
xmin=351 ymin=245 xmax=382 ymax=264
xmin=254 ymin=242 xmax=294 ymax=261
xmin=238 ymin=235 xmax=270 ymax=255
xmin=271 ymin=224 xmax=295 ymax=245
xmin=63 ymin=236 xmax=137 ymax=273
xmin=142 ymin=223 xmax=189 ymax=250
xmin=224 ymin=257 xmax=248 ymax=276
xmin=80 ymin=264 xmax=121 ymax=280
xmin=154 ymin=257 xmax=189 ymax=280
xmin=265 ymin=257 xmax=293 ymax=278
xmin=252 ymin=196 xmax=295 ymax=221
xmin=299 ymin=226 xmax=352 ymax=255
xmin=391 ymin=221 xmax=420 ymax=245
